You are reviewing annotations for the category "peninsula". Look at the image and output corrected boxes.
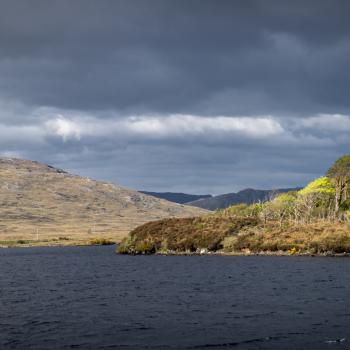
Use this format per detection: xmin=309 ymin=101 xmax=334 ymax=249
xmin=118 ymin=155 xmax=350 ymax=256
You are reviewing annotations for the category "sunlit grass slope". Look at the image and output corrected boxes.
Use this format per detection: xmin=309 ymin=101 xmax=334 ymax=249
xmin=0 ymin=157 xmax=207 ymax=246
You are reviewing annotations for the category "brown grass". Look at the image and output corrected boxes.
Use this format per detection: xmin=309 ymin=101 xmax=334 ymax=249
xmin=117 ymin=215 xmax=258 ymax=254
xmin=224 ymin=220 xmax=350 ymax=254
xmin=118 ymin=211 xmax=350 ymax=255
xmin=0 ymin=157 xmax=207 ymax=247
xmin=88 ymin=237 xmax=115 ymax=245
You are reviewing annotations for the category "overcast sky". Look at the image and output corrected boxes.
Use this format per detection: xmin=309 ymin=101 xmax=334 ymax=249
xmin=1 ymin=0 xmax=350 ymax=194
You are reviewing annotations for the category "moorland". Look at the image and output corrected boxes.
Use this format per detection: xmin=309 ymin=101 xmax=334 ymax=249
xmin=118 ymin=155 xmax=350 ymax=256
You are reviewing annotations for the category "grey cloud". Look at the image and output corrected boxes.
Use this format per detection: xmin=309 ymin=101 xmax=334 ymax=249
xmin=0 ymin=1 xmax=349 ymax=193
xmin=0 ymin=111 xmax=349 ymax=194
xmin=0 ymin=0 xmax=350 ymax=114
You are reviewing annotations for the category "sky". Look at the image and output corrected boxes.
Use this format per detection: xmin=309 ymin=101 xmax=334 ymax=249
xmin=1 ymin=0 xmax=350 ymax=194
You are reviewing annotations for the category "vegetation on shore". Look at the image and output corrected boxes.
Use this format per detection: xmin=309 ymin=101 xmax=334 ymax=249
xmin=0 ymin=236 xmax=116 ymax=248
xmin=118 ymin=154 xmax=350 ymax=256
xmin=117 ymin=216 xmax=258 ymax=254
xmin=88 ymin=237 xmax=115 ymax=245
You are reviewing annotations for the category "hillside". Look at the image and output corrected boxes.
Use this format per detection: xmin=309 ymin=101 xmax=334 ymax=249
xmin=188 ymin=188 xmax=301 ymax=210
xmin=140 ymin=191 xmax=212 ymax=204
xmin=118 ymin=215 xmax=259 ymax=254
xmin=118 ymin=155 xmax=350 ymax=256
xmin=0 ymin=157 xmax=206 ymax=246
xmin=118 ymin=212 xmax=350 ymax=256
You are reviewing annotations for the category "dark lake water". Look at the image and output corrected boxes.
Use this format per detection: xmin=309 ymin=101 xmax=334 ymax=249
xmin=1 ymin=246 xmax=350 ymax=349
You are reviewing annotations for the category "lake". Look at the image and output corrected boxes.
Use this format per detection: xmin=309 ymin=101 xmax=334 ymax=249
xmin=1 ymin=246 xmax=349 ymax=349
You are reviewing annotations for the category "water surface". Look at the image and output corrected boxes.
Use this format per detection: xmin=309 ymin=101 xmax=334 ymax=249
xmin=1 ymin=246 xmax=349 ymax=349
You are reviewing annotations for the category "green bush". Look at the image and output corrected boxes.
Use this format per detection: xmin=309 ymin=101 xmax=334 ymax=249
xmin=58 ymin=236 xmax=70 ymax=241
xmin=89 ymin=238 xmax=115 ymax=245
xmin=117 ymin=242 xmax=130 ymax=254
xmin=134 ymin=241 xmax=155 ymax=254
xmin=16 ymin=239 xmax=29 ymax=244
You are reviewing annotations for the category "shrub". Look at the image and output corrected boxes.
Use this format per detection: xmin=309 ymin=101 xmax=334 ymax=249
xmin=220 ymin=203 xmax=263 ymax=218
xmin=117 ymin=241 xmax=129 ymax=254
xmin=134 ymin=241 xmax=155 ymax=254
xmin=89 ymin=238 xmax=115 ymax=245
xmin=58 ymin=236 xmax=70 ymax=241
xmin=16 ymin=239 xmax=28 ymax=244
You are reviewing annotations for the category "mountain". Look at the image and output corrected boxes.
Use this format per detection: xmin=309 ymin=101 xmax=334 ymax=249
xmin=0 ymin=157 xmax=206 ymax=246
xmin=187 ymin=188 xmax=301 ymax=210
xmin=140 ymin=191 xmax=212 ymax=204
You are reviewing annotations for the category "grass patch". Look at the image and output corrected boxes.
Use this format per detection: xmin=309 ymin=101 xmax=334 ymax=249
xmin=0 ymin=239 xmax=35 ymax=246
xmin=118 ymin=213 xmax=350 ymax=255
xmin=88 ymin=238 xmax=115 ymax=245
xmin=117 ymin=215 xmax=258 ymax=254
xmin=223 ymin=221 xmax=350 ymax=254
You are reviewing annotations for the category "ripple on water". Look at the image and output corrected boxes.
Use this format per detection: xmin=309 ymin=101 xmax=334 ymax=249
xmin=1 ymin=247 xmax=350 ymax=349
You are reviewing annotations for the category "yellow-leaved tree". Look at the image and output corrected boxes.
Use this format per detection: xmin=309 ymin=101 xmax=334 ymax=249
xmin=298 ymin=176 xmax=335 ymax=220
xmin=327 ymin=154 xmax=350 ymax=212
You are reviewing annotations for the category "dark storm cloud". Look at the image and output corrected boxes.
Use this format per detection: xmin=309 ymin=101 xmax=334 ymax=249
xmin=0 ymin=0 xmax=350 ymax=193
xmin=1 ymin=0 xmax=350 ymax=114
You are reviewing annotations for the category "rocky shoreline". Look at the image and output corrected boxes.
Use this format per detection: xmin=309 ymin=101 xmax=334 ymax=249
xmin=119 ymin=247 xmax=350 ymax=257
xmin=2 ymin=242 xmax=349 ymax=257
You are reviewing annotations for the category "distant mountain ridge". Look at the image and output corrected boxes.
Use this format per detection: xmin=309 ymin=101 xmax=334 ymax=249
xmin=140 ymin=191 xmax=212 ymax=204
xmin=187 ymin=187 xmax=302 ymax=210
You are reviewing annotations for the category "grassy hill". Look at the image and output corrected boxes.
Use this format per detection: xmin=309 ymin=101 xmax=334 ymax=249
xmin=117 ymin=215 xmax=259 ymax=254
xmin=117 ymin=210 xmax=350 ymax=256
xmin=117 ymin=177 xmax=350 ymax=256
xmin=0 ymin=157 xmax=206 ymax=246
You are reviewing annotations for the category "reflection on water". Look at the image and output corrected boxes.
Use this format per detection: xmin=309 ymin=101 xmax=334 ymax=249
xmin=0 ymin=246 xmax=349 ymax=349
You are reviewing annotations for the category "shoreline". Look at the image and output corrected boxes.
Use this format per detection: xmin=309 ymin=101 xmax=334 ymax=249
xmin=2 ymin=243 xmax=350 ymax=257
xmin=153 ymin=252 xmax=350 ymax=257
xmin=0 ymin=240 xmax=116 ymax=249
xmin=119 ymin=249 xmax=350 ymax=257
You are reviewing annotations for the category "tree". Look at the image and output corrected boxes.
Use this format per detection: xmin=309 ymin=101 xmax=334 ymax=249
xmin=261 ymin=192 xmax=297 ymax=225
xmin=298 ymin=176 xmax=335 ymax=197
xmin=327 ymin=155 xmax=350 ymax=212
xmin=298 ymin=177 xmax=335 ymax=220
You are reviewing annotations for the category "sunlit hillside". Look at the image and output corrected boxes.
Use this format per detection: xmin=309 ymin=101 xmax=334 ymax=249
xmin=0 ymin=157 xmax=206 ymax=246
